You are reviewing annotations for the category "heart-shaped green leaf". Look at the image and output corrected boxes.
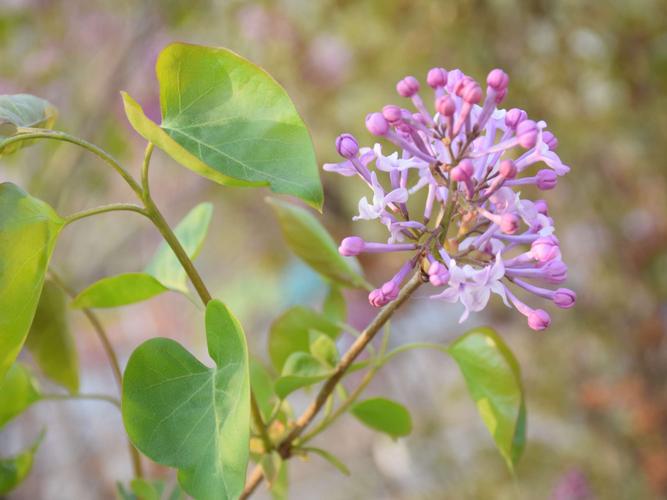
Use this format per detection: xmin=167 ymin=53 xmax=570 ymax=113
xmin=0 ymin=363 xmax=40 ymax=427
xmin=448 ymin=327 xmax=526 ymax=470
xmin=123 ymin=42 xmax=323 ymax=209
xmin=71 ymin=273 xmax=168 ymax=309
xmin=145 ymin=202 xmax=213 ymax=292
xmin=274 ymin=352 xmax=332 ymax=399
xmin=267 ymin=198 xmax=367 ymax=289
xmin=0 ymin=183 xmax=63 ymax=379
xmin=122 ymin=300 xmax=250 ymax=500
xmin=0 ymin=431 xmax=44 ymax=494
xmin=350 ymin=397 xmax=412 ymax=438
xmin=268 ymin=306 xmax=339 ymax=372
xmin=26 ymin=280 xmax=79 ymax=393
xmin=249 ymin=358 xmax=277 ymax=422
xmin=0 ymin=94 xmax=57 ymax=155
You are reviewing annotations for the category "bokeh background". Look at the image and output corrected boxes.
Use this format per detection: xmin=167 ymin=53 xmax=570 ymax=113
xmin=1 ymin=0 xmax=666 ymax=498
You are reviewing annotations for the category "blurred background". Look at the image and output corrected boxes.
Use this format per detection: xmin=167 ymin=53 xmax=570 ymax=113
xmin=1 ymin=0 xmax=666 ymax=498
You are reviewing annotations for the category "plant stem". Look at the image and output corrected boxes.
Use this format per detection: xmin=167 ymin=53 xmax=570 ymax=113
xmin=1 ymin=130 xmax=143 ymax=197
xmin=47 ymin=270 xmax=144 ymax=479
xmin=251 ymin=394 xmax=273 ymax=452
xmin=41 ymin=393 xmax=121 ymax=409
xmin=64 ymin=203 xmax=149 ymax=225
xmin=240 ymin=271 xmax=425 ymax=499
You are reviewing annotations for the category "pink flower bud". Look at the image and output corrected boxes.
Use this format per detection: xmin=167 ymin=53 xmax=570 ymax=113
xmin=339 ymin=236 xmax=364 ymax=256
xmin=427 ymin=68 xmax=448 ymax=89
xmin=531 ymin=236 xmax=560 ymax=263
xmin=543 ymin=131 xmax=558 ymax=150
xmin=396 ymin=76 xmax=420 ymax=97
xmin=365 ymin=112 xmax=389 ymax=136
xmin=462 ymin=82 xmax=483 ymax=104
xmin=534 ymin=199 xmax=549 ymax=215
xmin=427 ymin=261 xmax=450 ymax=287
xmin=335 ymin=133 xmax=359 ymax=159
xmin=382 ymin=105 xmax=403 ymax=124
xmin=380 ymin=280 xmax=400 ymax=301
xmin=536 ymin=169 xmax=558 ymax=190
xmin=458 ymin=159 xmax=474 ymax=178
xmin=500 ymin=213 xmax=520 ymax=234
xmin=368 ymin=288 xmax=387 ymax=308
xmin=499 ymin=159 xmax=517 ymax=179
xmin=487 ymin=68 xmax=509 ymax=91
xmin=542 ymin=260 xmax=568 ymax=284
xmin=553 ymin=288 xmax=576 ymax=308
xmin=450 ymin=165 xmax=470 ymax=182
xmin=453 ymin=76 xmax=474 ymax=96
xmin=516 ymin=119 xmax=538 ymax=148
xmin=436 ymin=95 xmax=456 ymax=116
xmin=505 ymin=108 xmax=527 ymax=129
xmin=527 ymin=309 xmax=551 ymax=330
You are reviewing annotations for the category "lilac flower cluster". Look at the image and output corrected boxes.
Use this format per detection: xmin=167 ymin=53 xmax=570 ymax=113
xmin=325 ymin=67 xmax=575 ymax=330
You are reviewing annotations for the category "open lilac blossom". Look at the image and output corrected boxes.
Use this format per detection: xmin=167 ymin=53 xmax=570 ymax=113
xmin=325 ymin=66 xmax=575 ymax=330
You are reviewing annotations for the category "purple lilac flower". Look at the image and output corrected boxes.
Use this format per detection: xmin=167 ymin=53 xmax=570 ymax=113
xmin=324 ymin=66 xmax=575 ymax=331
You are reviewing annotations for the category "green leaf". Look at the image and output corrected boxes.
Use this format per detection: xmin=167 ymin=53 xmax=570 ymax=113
xmin=274 ymin=352 xmax=332 ymax=399
xmin=270 ymin=460 xmax=288 ymax=500
xmin=350 ymin=397 xmax=412 ymax=439
xmin=269 ymin=306 xmax=339 ymax=372
xmin=71 ymin=273 xmax=168 ymax=309
xmin=267 ymin=198 xmax=367 ymax=288
xmin=123 ymin=42 xmax=323 ymax=209
xmin=0 ymin=431 xmax=44 ymax=494
xmin=322 ymin=285 xmax=346 ymax=325
xmin=130 ymin=478 xmax=164 ymax=500
xmin=0 ymin=363 xmax=40 ymax=427
xmin=26 ymin=280 xmax=79 ymax=393
xmin=447 ymin=327 xmax=526 ymax=470
xmin=260 ymin=451 xmax=282 ymax=486
xmin=145 ymin=202 xmax=213 ymax=292
xmin=122 ymin=300 xmax=250 ymax=500
xmin=0 ymin=94 xmax=57 ymax=155
xmin=309 ymin=331 xmax=338 ymax=368
xmin=0 ymin=183 xmax=63 ymax=379
xmin=299 ymin=447 xmax=350 ymax=476
xmin=249 ymin=358 xmax=276 ymax=422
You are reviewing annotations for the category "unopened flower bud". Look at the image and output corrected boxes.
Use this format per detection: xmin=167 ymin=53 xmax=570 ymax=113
xmin=396 ymin=76 xmax=420 ymax=97
xmin=335 ymin=133 xmax=359 ymax=159
xmin=487 ymin=68 xmax=509 ymax=91
xmin=380 ymin=280 xmax=400 ymax=301
xmin=499 ymin=159 xmax=517 ymax=179
xmin=365 ymin=112 xmax=389 ymax=136
xmin=517 ymin=119 xmax=538 ymax=148
xmin=427 ymin=67 xmax=448 ymax=88
xmin=339 ymin=236 xmax=364 ymax=256
xmin=553 ymin=288 xmax=576 ymax=308
xmin=542 ymin=260 xmax=568 ymax=283
xmin=528 ymin=309 xmax=551 ymax=330
xmin=500 ymin=213 xmax=520 ymax=234
xmin=505 ymin=108 xmax=527 ymax=129
xmin=382 ymin=105 xmax=403 ymax=124
xmin=536 ymin=169 xmax=558 ymax=190
xmin=462 ymin=82 xmax=483 ymax=104
xmin=427 ymin=261 xmax=450 ymax=287
xmin=534 ymin=199 xmax=549 ymax=215
xmin=543 ymin=131 xmax=558 ymax=150
xmin=530 ymin=236 xmax=560 ymax=263
xmin=436 ymin=95 xmax=456 ymax=116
